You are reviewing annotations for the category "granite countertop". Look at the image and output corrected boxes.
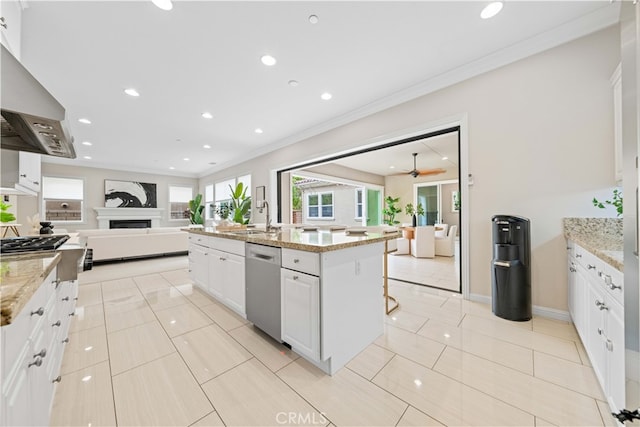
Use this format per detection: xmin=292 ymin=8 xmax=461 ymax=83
xmin=187 ymin=227 xmax=399 ymax=253
xmin=563 ymin=218 xmax=623 ymax=272
xmin=0 ymin=252 xmax=61 ymax=326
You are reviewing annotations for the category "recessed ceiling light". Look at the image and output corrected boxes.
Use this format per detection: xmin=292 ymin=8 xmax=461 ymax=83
xmin=169 ymin=166 xmax=175 ymax=170
xmin=389 ymin=166 xmax=395 ymax=169
xmin=480 ymin=1 xmax=503 ymax=19
xmin=288 ymin=80 xmax=299 ymax=87
xmin=124 ymin=88 xmax=140 ymax=97
xmin=83 ymin=156 xmax=92 ymax=160
xmin=203 ymin=144 xmax=211 ymax=149
xmin=320 ymin=92 xmax=332 ymax=100
xmin=442 ymin=156 xmax=448 ymax=160
xmin=308 ymin=15 xmax=319 ymax=24
xmin=81 ymin=375 xmax=92 ymax=382
xmin=254 ymin=128 xmax=263 ymax=134
xmin=183 ymin=158 xmax=190 ymax=161
xmin=151 ymin=0 xmax=173 ymax=11
xmin=78 ymin=118 xmax=91 ymax=124
xmin=208 ymin=162 xmax=217 ymax=165
xmin=82 ymin=141 xmax=92 ymax=146
xmin=201 ymin=112 xmax=213 ymax=119
xmin=261 ymin=55 xmax=277 ymax=66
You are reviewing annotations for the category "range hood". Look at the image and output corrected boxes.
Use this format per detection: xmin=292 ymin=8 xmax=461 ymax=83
xmin=1 ymin=45 xmax=76 ymax=158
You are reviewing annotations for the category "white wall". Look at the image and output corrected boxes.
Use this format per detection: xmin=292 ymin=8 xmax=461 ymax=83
xmin=15 ymin=163 xmax=198 ymax=232
xmin=200 ymin=26 xmax=620 ymax=311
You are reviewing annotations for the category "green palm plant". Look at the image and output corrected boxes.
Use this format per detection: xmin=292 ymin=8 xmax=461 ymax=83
xmin=0 ymin=202 xmax=16 ymax=223
xmin=188 ymin=194 xmax=204 ymax=225
xmin=229 ymin=182 xmax=251 ymax=224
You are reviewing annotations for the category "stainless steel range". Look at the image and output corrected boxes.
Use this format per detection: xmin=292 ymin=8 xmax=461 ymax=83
xmin=1 ymin=235 xmax=91 ymax=281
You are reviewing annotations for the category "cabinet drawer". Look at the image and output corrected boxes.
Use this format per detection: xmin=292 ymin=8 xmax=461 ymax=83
xmin=603 ymin=264 xmax=624 ymax=306
xmin=282 ymin=248 xmax=319 ymax=276
xmin=210 ymin=237 xmax=245 ymax=256
xmin=188 ymin=234 xmax=209 ymax=247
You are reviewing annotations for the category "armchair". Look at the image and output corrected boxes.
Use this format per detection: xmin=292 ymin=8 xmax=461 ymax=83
xmin=434 ymin=223 xmax=449 ymax=238
xmin=410 ymin=226 xmax=435 ymax=258
xmin=435 ymin=225 xmax=457 ymax=257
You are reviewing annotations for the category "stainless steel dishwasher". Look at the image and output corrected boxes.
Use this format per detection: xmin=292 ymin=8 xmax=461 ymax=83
xmin=245 ymin=243 xmax=282 ymax=342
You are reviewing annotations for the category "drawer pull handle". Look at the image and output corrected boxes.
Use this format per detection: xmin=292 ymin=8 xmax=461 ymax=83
xmin=587 ymin=264 xmax=596 ymax=270
xmin=61 ymin=338 xmax=69 ymax=344
xmin=293 ymin=259 xmax=300 ymax=263
xmin=52 ymin=278 xmax=61 ymax=287
xmin=293 ymin=275 xmax=299 ymax=280
xmin=595 ymin=300 xmax=609 ymax=311
xmin=31 ymin=307 xmax=45 ymax=316
xmin=569 ymin=267 xmax=576 ymax=273
xmin=28 ymin=357 xmax=43 ymax=368
xmin=52 ymin=376 xmax=62 ymax=383
xmin=69 ymin=312 xmax=76 ymax=317
xmin=34 ymin=349 xmax=47 ymax=359
xmin=606 ymin=339 xmax=613 ymax=352
xmin=608 ymin=283 xmax=622 ymax=291
xmin=603 ymin=274 xmax=622 ymax=291
xmin=52 ymin=321 xmax=61 ymax=327
xmin=576 ymin=254 xmax=582 ymax=258
xmin=61 ymin=296 xmax=70 ymax=301
xmin=597 ymin=328 xmax=603 ymax=335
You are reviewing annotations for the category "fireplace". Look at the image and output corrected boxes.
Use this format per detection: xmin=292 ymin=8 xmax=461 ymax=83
xmin=94 ymin=207 xmax=165 ymax=229
xmin=110 ymin=219 xmax=151 ymax=229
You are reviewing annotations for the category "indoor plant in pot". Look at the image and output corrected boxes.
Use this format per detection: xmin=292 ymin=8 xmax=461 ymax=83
xmin=229 ymin=182 xmax=251 ymax=225
xmin=188 ymin=193 xmax=204 ymax=227
xmin=405 ymin=203 xmax=417 ymax=227
xmin=383 ymin=196 xmax=401 ymax=226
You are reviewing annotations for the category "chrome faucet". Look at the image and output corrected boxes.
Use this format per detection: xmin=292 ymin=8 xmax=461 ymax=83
xmin=258 ymin=200 xmax=272 ymax=231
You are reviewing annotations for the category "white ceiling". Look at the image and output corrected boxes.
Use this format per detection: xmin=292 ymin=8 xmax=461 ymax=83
xmin=16 ymin=1 xmax=619 ymax=178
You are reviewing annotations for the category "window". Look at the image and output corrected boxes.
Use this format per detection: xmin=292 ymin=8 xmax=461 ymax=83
xmin=42 ymin=176 xmax=84 ymax=222
xmin=307 ymin=191 xmax=333 ymax=219
xmin=213 ymin=175 xmax=251 ymax=220
xmin=355 ymin=188 xmax=363 ymax=219
xmin=205 ymin=184 xmax=214 ymax=219
xmin=169 ymin=186 xmax=193 ymax=219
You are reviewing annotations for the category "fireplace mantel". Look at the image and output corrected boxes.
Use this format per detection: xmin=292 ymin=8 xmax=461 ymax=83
xmin=94 ymin=207 xmax=165 ymax=229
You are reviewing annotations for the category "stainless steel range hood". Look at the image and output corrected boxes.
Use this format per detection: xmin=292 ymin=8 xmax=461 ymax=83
xmin=1 ymin=45 xmax=76 ymax=158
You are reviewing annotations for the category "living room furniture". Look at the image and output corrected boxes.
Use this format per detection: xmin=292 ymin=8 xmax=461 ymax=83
xmin=1 ymin=223 xmax=21 ymax=237
xmin=411 ymin=225 xmax=435 ymax=258
xmin=435 ymin=225 xmax=457 ymax=257
xmin=434 ymin=223 xmax=449 ymax=238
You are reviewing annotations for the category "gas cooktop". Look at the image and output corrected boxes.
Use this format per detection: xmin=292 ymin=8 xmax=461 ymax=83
xmin=1 ymin=235 xmax=70 ymax=254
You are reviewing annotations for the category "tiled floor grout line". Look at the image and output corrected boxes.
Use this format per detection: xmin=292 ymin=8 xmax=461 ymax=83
xmin=97 ymin=280 xmax=120 ymax=427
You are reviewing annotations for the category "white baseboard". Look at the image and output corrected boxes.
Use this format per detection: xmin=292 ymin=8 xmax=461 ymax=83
xmin=469 ymin=293 xmax=571 ymax=322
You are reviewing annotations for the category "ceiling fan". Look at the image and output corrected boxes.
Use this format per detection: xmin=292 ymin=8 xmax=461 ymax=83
xmin=395 ymin=153 xmax=446 ymax=178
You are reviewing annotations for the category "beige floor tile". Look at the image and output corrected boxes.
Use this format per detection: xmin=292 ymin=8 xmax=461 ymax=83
xmin=345 ymin=343 xmax=395 ymax=380
xmin=397 ymin=406 xmax=444 ymax=426
xmin=576 ymin=337 xmax=593 ymax=367
xmin=532 ymin=317 xmax=580 ymax=342
xmin=461 ymin=314 xmax=581 ymax=363
xmin=388 ymin=282 xmax=449 ymax=308
xmin=104 ymin=298 xmax=156 ymax=333
xmin=133 ymin=272 xmax=173 ymax=293
xmin=278 ymin=357 xmax=407 ymax=427
xmin=372 ymin=355 xmax=534 ymax=426
xmin=175 ymin=283 xmax=218 ymax=307
xmin=394 ymin=296 xmax=464 ymax=326
xmin=199 ymin=301 xmax=249 ymax=331
xmin=534 ymin=417 xmax=557 ymax=426
xmin=596 ymin=400 xmax=617 ymax=427
xmin=375 ymin=324 xmax=445 ymax=368
xmin=101 ymin=278 xmax=144 ymax=304
xmin=228 ymin=324 xmax=299 ymax=372
xmin=60 ymin=325 xmax=109 ymax=375
xmin=172 ymin=324 xmax=251 ymax=383
xmin=68 ymin=303 xmax=105 ymax=333
xmin=191 ymin=411 xmax=226 ymax=426
xmin=155 ymin=303 xmax=212 ymax=337
xmin=433 ymin=347 xmax=603 ymax=426
xmin=79 ymin=256 xmax=189 ymax=284
xmin=143 ymin=286 xmax=190 ymax=311
xmin=113 ymin=352 xmax=212 ymax=426
xmin=387 ymin=253 xmax=459 ymax=292
xmin=417 ymin=319 xmax=534 ymax=374
xmin=534 ymin=351 xmax=605 ymax=399
xmin=385 ymin=309 xmax=429 ymax=333
xmin=75 ymin=283 xmax=103 ymax=306
xmin=202 ymin=358 xmax=324 ymax=426
xmin=161 ymin=268 xmax=191 ymax=286
xmin=107 ymin=321 xmax=176 ymax=375
xmin=49 ymin=361 xmax=115 ymax=427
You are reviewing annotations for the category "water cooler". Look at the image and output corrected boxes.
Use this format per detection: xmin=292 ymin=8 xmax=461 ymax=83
xmin=491 ymin=215 xmax=531 ymax=321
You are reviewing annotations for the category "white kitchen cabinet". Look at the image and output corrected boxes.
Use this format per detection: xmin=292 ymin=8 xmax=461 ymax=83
xmin=207 ymin=250 xmax=225 ymax=300
xmin=188 ymin=243 xmax=208 ymax=291
xmin=567 ymin=240 xmax=625 ymax=412
xmin=1 ymin=149 xmax=42 ymax=194
xmin=221 ymin=252 xmax=245 ymax=316
xmin=611 ymin=63 xmax=622 ymax=184
xmin=281 ymin=268 xmax=320 ymax=361
xmin=0 ymin=0 xmax=22 ymax=59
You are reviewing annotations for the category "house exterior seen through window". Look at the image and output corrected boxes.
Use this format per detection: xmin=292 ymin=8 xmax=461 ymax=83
xmin=42 ymin=176 xmax=84 ymax=222
xmin=307 ymin=191 xmax=334 ymax=219
xmin=355 ymin=188 xmax=363 ymax=219
xmin=169 ymin=185 xmax=193 ymax=219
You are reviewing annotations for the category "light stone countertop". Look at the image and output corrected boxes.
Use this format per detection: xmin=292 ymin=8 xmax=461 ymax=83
xmin=187 ymin=227 xmax=399 ymax=253
xmin=0 ymin=252 xmax=61 ymax=326
xmin=563 ymin=218 xmax=623 ymax=272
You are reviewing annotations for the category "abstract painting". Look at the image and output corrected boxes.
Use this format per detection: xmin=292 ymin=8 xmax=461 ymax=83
xmin=105 ymin=180 xmax=157 ymax=208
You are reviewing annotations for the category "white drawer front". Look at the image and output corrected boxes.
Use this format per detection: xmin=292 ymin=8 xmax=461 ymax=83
xmin=282 ymin=248 xmax=319 ymax=276
xmin=188 ymin=234 xmax=209 ymax=247
xmin=210 ymin=237 xmax=245 ymax=256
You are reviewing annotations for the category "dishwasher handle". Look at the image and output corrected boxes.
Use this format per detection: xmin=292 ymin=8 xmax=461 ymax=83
xmin=253 ymin=253 xmax=274 ymax=261
xmin=246 ymin=244 xmax=281 ymax=265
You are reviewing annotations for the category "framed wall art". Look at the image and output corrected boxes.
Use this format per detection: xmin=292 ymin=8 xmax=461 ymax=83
xmin=105 ymin=180 xmax=157 ymax=208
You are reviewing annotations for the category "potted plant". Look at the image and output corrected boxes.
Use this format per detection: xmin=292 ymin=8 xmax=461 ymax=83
xmin=416 ymin=203 xmax=425 ymax=223
xmin=188 ymin=193 xmax=204 ymax=226
xmin=593 ymin=189 xmax=623 ymax=217
xmin=383 ymin=196 xmax=401 ymax=226
xmin=405 ymin=203 xmax=417 ymax=227
xmin=0 ymin=202 xmax=16 ymax=224
xmin=229 ymin=182 xmax=251 ymax=225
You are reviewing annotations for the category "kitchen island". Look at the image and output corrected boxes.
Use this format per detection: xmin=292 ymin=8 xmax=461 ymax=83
xmin=187 ymin=227 xmax=398 ymax=375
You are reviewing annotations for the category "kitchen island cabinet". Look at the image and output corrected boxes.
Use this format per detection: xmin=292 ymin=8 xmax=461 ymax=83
xmin=187 ymin=227 xmax=395 ymax=374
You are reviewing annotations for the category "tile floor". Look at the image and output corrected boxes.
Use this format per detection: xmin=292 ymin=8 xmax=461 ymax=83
xmin=50 ymin=256 xmax=615 ymax=427
xmin=388 ymin=241 xmax=460 ymax=292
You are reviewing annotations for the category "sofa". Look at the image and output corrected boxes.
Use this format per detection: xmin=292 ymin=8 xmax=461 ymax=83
xmin=77 ymin=227 xmax=189 ymax=262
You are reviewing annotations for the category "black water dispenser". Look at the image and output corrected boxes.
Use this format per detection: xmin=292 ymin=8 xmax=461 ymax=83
xmin=491 ymin=215 xmax=531 ymax=321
